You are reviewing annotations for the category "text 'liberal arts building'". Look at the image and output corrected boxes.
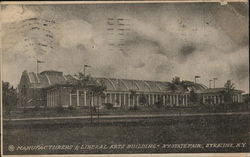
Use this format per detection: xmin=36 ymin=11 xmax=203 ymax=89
xmin=18 ymin=70 xmax=244 ymax=109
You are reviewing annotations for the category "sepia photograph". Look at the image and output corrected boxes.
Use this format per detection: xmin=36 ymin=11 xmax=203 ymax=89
xmin=1 ymin=1 xmax=249 ymax=156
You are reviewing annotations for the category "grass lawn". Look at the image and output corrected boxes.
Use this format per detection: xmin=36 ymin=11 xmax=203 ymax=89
xmin=3 ymin=114 xmax=249 ymax=155
xmin=3 ymin=102 xmax=249 ymax=119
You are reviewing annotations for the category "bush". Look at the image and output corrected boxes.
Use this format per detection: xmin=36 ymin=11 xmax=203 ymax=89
xmin=128 ymin=105 xmax=139 ymax=111
xmin=103 ymin=103 xmax=113 ymax=109
xmin=155 ymin=101 xmax=163 ymax=108
xmin=68 ymin=106 xmax=75 ymax=110
xmin=23 ymin=108 xmax=28 ymax=113
xmin=56 ymin=106 xmax=65 ymax=113
xmin=34 ymin=105 xmax=40 ymax=111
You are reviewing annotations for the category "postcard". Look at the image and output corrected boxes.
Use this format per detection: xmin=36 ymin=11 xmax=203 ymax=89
xmin=1 ymin=1 xmax=249 ymax=156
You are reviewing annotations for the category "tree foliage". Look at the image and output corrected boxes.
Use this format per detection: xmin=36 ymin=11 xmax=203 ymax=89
xmin=189 ymin=89 xmax=198 ymax=104
xmin=139 ymin=94 xmax=147 ymax=105
xmin=2 ymin=81 xmax=18 ymax=111
xmin=172 ymin=76 xmax=181 ymax=85
xmin=155 ymin=96 xmax=163 ymax=108
xmin=223 ymin=80 xmax=235 ymax=103
xmin=170 ymin=76 xmax=181 ymax=91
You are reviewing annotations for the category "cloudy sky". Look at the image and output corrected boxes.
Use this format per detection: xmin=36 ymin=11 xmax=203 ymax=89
xmin=1 ymin=2 xmax=249 ymax=92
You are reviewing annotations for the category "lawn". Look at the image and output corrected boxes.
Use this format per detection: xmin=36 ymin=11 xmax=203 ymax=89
xmin=3 ymin=114 xmax=249 ymax=155
xmin=3 ymin=102 xmax=249 ymax=119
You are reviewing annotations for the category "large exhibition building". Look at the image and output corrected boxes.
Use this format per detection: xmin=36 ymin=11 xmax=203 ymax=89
xmin=18 ymin=70 xmax=244 ymax=108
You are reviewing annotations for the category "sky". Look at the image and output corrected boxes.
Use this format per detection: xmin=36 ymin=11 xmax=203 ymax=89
xmin=1 ymin=2 xmax=249 ymax=92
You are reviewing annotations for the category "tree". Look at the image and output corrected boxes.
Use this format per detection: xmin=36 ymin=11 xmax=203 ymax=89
xmin=2 ymin=81 xmax=18 ymax=118
xmin=155 ymin=96 xmax=163 ymax=108
xmin=89 ymin=80 xmax=107 ymax=120
xmin=189 ymin=89 xmax=198 ymax=105
xmin=90 ymin=80 xmax=107 ymax=106
xmin=223 ymin=80 xmax=235 ymax=103
xmin=139 ymin=94 xmax=147 ymax=106
xmin=129 ymin=90 xmax=137 ymax=110
xmin=172 ymin=76 xmax=181 ymax=85
xmin=71 ymin=73 xmax=107 ymax=123
xmin=170 ymin=76 xmax=181 ymax=91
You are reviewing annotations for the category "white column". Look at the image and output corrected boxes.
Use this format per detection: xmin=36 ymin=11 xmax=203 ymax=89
xmin=48 ymin=92 xmax=49 ymax=107
xmin=47 ymin=91 xmax=50 ymax=107
xmin=110 ymin=93 xmax=112 ymax=104
xmin=148 ymin=94 xmax=151 ymax=105
xmin=53 ymin=90 xmax=55 ymax=107
xmin=114 ymin=93 xmax=117 ymax=107
xmin=182 ymin=95 xmax=185 ymax=106
xmin=77 ymin=90 xmax=80 ymax=107
xmin=136 ymin=95 xmax=139 ymax=106
xmin=177 ymin=95 xmax=179 ymax=106
xmin=170 ymin=95 xmax=172 ymax=106
xmin=104 ymin=93 xmax=107 ymax=103
xmin=91 ymin=92 xmax=94 ymax=107
xmin=152 ymin=94 xmax=155 ymax=105
xmin=56 ymin=90 xmax=58 ymax=107
xmin=163 ymin=95 xmax=166 ymax=106
xmin=119 ymin=93 xmax=122 ymax=107
xmin=50 ymin=91 xmax=52 ymax=107
xmin=185 ymin=95 xmax=188 ymax=106
xmin=166 ymin=95 xmax=168 ymax=106
xmin=132 ymin=95 xmax=134 ymax=107
xmin=53 ymin=91 xmax=55 ymax=106
xmin=128 ymin=94 xmax=131 ymax=107
xmin=52 ymin=90 xmax=54 ymax=107
xmin=52 ymin=91 xmax=54 ymax=106
xmin=239 ymin=94 xmax=242 ymax=103
xmin=84 ymin=91 xmax=87 ymax=106
xmin=46 ymin=92 xmax=48 ymax=107
xmin=123 ymin=93 xmax=125 ymax=107
xmin=69 ymin=92 xmax=72 ymax=106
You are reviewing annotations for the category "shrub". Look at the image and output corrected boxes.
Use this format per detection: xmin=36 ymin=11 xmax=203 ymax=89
xmin=56 ymin=106 xmax=65 ymax=113
xmin=103 ymin=103 xmax=113 ymax=109
xmin=34 ymin=105 xmax=40 ymax=111
xmin=128 ymin=105 xmax=139 ymax=111
xmin=23 ymin=107 xmax=29 ymax=113
xmin=68 ymin=106 xmax=74 ymax=110
xmin=155 ymin=101 xmax=163 ymax=108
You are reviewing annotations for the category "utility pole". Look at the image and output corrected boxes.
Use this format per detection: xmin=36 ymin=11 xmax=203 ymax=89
xmin=194 ymin=76 xmax=200 ymax=84
xmin=83 ymin=64 xmax=91 ymax=77
xmin=90 ymin=91 xmax=93 ymax=124
xmin=213 ymin=78 xmax=217 ymax=88
xmin=209 ymin=80 xmax=213 ymax=88
xmin=36 ymin=59 xmax=44 ymax=74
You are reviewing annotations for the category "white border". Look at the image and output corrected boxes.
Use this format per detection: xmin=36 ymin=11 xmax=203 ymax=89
xmin=0 ymin=0 xmax=249 ymax=4
xmin=1 ymin=1 xmax=249 ymax=157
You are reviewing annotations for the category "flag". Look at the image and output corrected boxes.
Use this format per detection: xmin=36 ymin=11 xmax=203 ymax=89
xmin=37 ymin=59 xmax=45 ymax=63
xmin=84 ymin=64 xmax=91 ymax=67
xmin=195 ymin=76 xmax=200 ymax=78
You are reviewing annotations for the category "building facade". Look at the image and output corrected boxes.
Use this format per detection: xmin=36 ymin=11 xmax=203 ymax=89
xmin=18 ymin=70 xmax=244 ymax=108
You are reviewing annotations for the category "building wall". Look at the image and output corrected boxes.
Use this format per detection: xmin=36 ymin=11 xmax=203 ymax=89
xmin=201 ymin=92 xmax=243 ymax=105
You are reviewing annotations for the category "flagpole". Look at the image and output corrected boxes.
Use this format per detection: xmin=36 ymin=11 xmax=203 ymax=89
xmin=37 ymin=60 xmax=39 ymax=74
xmin=83 ymin=65 xmax=86 ymax=77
